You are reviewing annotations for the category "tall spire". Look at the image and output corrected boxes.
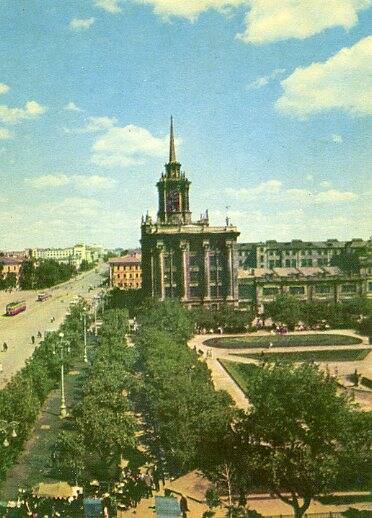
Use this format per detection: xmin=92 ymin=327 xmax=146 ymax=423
xmin=169 ymin=116 xmax=177 ymax=164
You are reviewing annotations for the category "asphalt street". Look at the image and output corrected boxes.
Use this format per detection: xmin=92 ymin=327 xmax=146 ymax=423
xmin=0 ymin=265 xmax=107 ymax=388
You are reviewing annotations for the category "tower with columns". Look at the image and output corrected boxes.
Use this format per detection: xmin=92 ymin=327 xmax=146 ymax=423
xmin=141 ymin=118 xmax=240 ymax=307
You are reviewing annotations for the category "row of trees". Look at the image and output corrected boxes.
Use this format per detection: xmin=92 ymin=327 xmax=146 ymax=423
xmin=0 ymin=303 xmax=86 ymax=481
xmin=134 ymin=300 xmax=235 ymax=475
xmin=54 ymin=309 xmax=139 ymax=484
xmin=264 ymin=294 xmax=371 ymax=332
xmin=19 ymin=259 xmax=77 ymax=290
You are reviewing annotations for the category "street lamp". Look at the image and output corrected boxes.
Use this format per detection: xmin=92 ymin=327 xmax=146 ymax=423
xmin=0 ymin=420 xmax=19 ymax=447
xmin=82 ymin=309 xmax=88 ymax=363
xmin=57 ymin=332 xmax=69 ymax=419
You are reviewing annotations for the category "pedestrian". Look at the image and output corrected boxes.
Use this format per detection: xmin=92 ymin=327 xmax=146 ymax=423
xmin=179 ymin=495 xmax=189 ymax=517
xmin=37 ymin=330 xmax=42 ymax=339
xmin=31 ymin=335 xmax=35 ymax=344
xmin=2 ymin=342 xmax=8 ymax=352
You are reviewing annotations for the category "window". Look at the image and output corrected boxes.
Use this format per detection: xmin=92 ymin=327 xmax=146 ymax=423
xmin=289 ymin=286 xmax=305 ymax=295
xmin=315 ymin=284 xmax=331 ymax=294
xmin=263 ymin=287 xmax=279 ymax=296
xmin=368 ymin=282 xmax=372 ymax=292
xmin=285 ymin=259 xmax=291 ymax=267
xmin=341 ymin=284 xmax=356 ymax=293
xmin=189 ymin=286 xmax=201 ymax=299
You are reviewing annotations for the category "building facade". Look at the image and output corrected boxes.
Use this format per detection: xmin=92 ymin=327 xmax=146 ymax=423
xmin=109 ymin=252 xmax=142 ymax=290
xmin=0 ymin=257 xmax=23 ymax=284
xmin=236 ymin=238 xmax=371 ymax=269
xmin=238 ymin=265 xmax=372 ymax=312
xmin=141 ymin=118 xmax=240 ymax=307
xmin=29 ymin=243 xmax=106 ymax=269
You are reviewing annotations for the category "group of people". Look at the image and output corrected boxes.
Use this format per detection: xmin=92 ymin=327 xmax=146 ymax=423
xmin=115 ymin=464 xmax=166 ymax=510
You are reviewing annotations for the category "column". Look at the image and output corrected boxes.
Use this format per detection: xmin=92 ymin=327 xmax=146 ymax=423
xmin=203 ymin=241 xmax=211 ymax=301
xmin=180 ymin=241 xmax=189 ymax=301
xmin=157 ymin=244 xmax=165 ymax=301
xmin=226 ymin=241 xmax=234 ymax=301
xmin=150 ymin=250 xmax=155 ymax=298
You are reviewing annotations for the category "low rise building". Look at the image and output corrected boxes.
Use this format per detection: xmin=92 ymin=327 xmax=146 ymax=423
xmin=238 ymin=265 xmax=372 ymax=312
xmin=0 ymin=257 xmax=23 ymax=284
xmin=109 ymin=252 xmax=142 ymax=290
xmin=29 ymin=243 xmax=106 ymax=269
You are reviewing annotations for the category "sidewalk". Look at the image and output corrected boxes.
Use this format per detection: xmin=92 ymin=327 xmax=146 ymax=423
xmin=0 ymin=362 xmax=87 ymax=500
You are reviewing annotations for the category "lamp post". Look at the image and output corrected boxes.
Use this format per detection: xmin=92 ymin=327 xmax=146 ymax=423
xmin=0 ymin=420 xmax=19 ymax=448
xmin=57 ymin=332 xmax=69 ymax=419
xmin=93 ymin=298 xmax=98 ymax=336
xmin=82 ymin=309 xmax=88 ymax=363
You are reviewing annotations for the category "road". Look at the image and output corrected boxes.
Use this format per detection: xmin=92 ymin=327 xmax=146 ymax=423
xmin=0 ymin=264 xmax=108 ymax=389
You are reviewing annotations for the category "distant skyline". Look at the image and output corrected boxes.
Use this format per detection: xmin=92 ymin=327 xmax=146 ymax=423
xmin=0 ymin=0 xmax=371 ymax=249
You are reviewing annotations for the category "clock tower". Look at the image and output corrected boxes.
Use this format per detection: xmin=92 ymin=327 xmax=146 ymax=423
xmin=157 ymin=117 xmax=192 ymax=225
xmin=141 ymin=118 xmax=240 ymax=307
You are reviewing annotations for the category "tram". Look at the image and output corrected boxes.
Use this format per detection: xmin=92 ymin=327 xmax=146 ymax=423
xmin=6 ymin=300 xmax=26 ymax=316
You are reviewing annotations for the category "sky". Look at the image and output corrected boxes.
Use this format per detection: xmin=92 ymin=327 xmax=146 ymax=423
xmin=0 ymin=0 xmax=371 ymax=249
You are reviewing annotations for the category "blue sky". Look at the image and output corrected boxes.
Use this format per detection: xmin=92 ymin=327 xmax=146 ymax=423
xmin=0 ymin=0 xmax=371 ymax=249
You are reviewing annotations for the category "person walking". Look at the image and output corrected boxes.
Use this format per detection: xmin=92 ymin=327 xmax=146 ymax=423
xmin=2 ymin=342 xmax=8 ymax=352
xmin=179 ymin=495 xmax=189 ymax=518
xmin=31 ymin=335 xmax=35 ymax=345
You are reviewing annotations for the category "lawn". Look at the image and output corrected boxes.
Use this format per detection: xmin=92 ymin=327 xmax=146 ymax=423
xmin=219 ymin=359 xmax=258 ymax=394
xmin=205 ymin=333 xmax=362 ymax=349
xmin=230 ymin=349 xmax=371 ymax=363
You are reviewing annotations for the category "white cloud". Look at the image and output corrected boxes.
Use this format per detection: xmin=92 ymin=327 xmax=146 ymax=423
xmin=0 ymin=100 xmax=47 ymax=124
xmin=69 ymin=17 xmax=95 ymax=30
xmin=276 ymin=36 xmax=372 ymax=118
xmin=64 ymin=101 xmax=83 ymax=112
xmin=25 ymin=174 xmax=116 ymax=190
xmin=226 ymin=180 xmax=358 ymax=204
xmin=0 ymin=83 xmax=10 ymax=95
xmin=99 ymin=0 xmax=371 ymax=44
xmin=247 ymin=68 xmax=285 ymax=90
xmin=92 ymin=124 xmax=173 ymax=166
xmin=331 ymin=133 xmax=343 ymax=143
xmin=0 ymin=128 xmax=13 ymax=140
xmin=238 ymin=0 xmax=372 ymax=44
xmin=73 ymin=174 xmax=116 ymax=189
xmin=94 ymin=0 xmax=123 ymax=13
xmin=64 ymin=116 xmax=117 ymax=134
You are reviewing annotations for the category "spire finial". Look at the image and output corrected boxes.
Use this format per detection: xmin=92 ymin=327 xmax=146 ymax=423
xmin=169 ymin=116 xmax=177 ymax=164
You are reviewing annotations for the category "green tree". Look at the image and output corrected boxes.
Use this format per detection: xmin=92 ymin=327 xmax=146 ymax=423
xmin=79 ymin=259 xmax=93 ymax=272
xmin=265 ymin=294 xmax=302 ymax=330
xmin=107 ymin=287 xmax=145 ymax=317
xmin=235 ymin=362 xmax=372 ymax=518
xmin=19 ymin=260 xmax=35 ymax=289
xmin=331 ymin=250 xmax=366 ymax=274
xmin=138 ymin=299 xmax=194 ymax=344
xmin=54 ymin=430 xmax=86 ymax=483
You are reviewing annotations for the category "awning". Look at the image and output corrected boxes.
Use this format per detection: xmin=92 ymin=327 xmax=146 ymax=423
xmin=32 ymin=482 xmax=82 ymax=500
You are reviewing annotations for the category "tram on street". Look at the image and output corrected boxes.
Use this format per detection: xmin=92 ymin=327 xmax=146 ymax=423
xmin=5 ymin=300 xmax=26 ymax=316
xmin=37 ymin=293 xmax=50 ymax=302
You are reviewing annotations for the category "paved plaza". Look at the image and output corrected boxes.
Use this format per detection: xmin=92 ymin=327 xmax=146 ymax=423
xmin=189 ymin=330 xmax=372 ymax=411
